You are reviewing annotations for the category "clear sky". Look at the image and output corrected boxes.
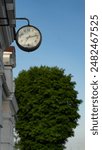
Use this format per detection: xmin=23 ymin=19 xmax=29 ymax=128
xmin=13 ymin=0 xmax=85 ymax=150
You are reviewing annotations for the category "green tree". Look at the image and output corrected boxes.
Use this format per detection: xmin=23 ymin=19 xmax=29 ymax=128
xmin=15 ymin=66 xmax=82 ymax=150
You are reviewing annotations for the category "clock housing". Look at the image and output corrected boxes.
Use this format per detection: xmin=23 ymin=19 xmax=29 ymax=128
xmin=16 ymin=25 xmax=42 ymax=52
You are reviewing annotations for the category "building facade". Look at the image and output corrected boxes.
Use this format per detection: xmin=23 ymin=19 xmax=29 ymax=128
xmin=0 ymin=0 xmax=18 ymax=149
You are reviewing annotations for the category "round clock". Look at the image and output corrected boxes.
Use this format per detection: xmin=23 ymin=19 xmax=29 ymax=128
xmin=16 ymin=25 xmax=42 ymax=52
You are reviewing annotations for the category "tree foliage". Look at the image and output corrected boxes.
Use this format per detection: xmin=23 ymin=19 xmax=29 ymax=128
xmin=15 ymin=66 xmax=82 ymax=150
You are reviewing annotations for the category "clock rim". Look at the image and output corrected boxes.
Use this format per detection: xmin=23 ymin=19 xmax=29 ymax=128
xmin=16 ymin=25 xmax=42 ymax=52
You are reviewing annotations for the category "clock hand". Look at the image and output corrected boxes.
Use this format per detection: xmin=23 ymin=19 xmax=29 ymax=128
xmin=26 ymin=35 xmax=38 ymax=40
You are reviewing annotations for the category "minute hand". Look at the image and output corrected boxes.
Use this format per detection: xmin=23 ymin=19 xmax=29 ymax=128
xmin=29 ymin=35 xmax=38 ymax=38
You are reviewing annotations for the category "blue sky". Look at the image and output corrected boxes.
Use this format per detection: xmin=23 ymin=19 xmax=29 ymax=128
xmin=13 ymin=0 xmax=85 ymax=150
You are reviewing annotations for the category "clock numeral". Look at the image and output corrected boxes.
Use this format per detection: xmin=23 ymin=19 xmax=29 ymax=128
xmin=27 ymin=28 xmax=30 ymax=32
xmin=19 ymin=33 xmax=24 ymax=37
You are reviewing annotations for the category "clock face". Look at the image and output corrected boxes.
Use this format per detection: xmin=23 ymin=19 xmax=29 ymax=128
xmin=16 ymin=25 xmax=42 ymax=52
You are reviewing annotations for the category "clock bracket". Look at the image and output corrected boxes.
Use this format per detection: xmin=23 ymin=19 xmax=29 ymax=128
xmin=0 ymin=17 xmax=30 ymax=26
